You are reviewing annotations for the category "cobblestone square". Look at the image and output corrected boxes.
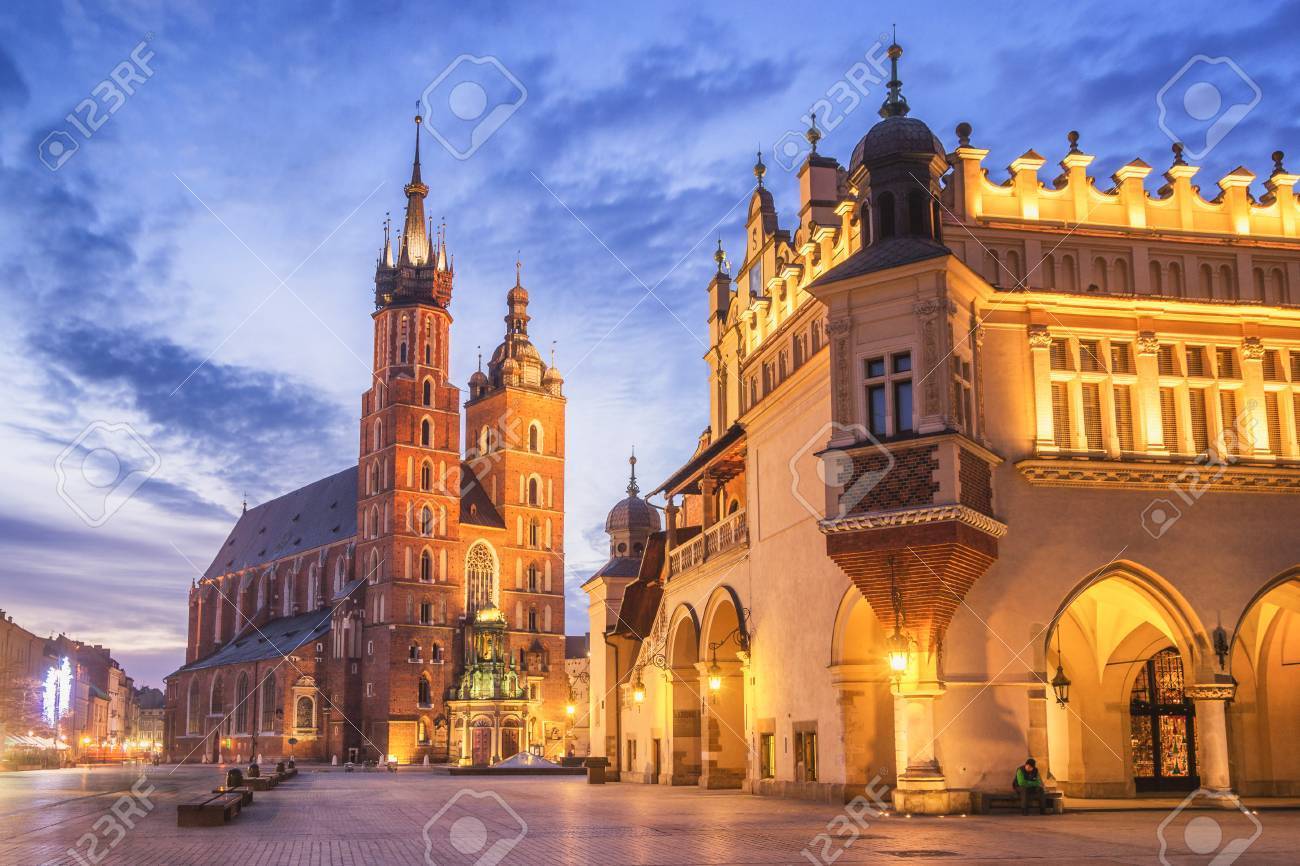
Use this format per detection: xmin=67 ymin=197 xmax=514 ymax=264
xmin=3 ymin=765 xmax=1299 ymax=865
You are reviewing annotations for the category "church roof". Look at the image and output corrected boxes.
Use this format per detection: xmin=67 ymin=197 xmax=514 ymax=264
xmin=170 ymin=607 xmax=334 ymax=676
xmin=808 ymin=236 xmax=950 ymax=289
xmin=203 ymin=467 xmax=358 ymax=580
xmin=459 ymin=463 xmax=505 ymax=528
xmin=565 ymin=634 xmax=589 ymax=659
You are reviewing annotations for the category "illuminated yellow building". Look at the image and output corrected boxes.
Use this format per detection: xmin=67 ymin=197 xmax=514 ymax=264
xmin=585 ymin=43 xmax=1300 ymax=811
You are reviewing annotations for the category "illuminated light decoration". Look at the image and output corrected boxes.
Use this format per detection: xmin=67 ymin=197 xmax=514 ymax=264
xmin=42 ymin=657 xmax=72 ymax=726
xmin=886 ymin=628 xmax=911 ymax=674
xmin=632 ymin=677 xmax=646 ymax=703
xmin=565 ymin=703 xmax=576 ymax=716
xmin=708 ymin=661 xmax=722 ymax=692
xmin=1050 ymin=624 xmax=1070 ymax=705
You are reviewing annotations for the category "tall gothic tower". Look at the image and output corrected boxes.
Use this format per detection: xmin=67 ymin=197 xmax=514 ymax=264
xmin=464 ymin=264 xmax=568 ymax=741
xmin=357 ymin=114 xmax=463 ymax=756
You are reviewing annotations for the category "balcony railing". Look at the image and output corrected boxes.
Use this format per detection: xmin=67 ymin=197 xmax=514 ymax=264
xmin=668 ymin=508 xmax=748 ymax=576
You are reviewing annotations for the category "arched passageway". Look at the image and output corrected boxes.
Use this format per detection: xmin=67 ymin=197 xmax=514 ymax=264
xmin=666 ymin=609 xmax=702 ymax=785
xmin=700 ymin=589 xmax=748 ymax=789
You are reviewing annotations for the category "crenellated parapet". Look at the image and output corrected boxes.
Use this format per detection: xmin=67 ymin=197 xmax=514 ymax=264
xmin=947 ymin=127 xmax=1300 ymax=240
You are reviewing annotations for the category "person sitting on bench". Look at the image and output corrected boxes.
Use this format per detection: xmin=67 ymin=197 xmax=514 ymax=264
xmin=1013 ymin=758 xmax=1045 ymax=815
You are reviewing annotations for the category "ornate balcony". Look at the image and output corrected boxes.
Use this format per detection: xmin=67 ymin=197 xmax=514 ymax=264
xmin=667 ymin=508 xmax=748 ymax=577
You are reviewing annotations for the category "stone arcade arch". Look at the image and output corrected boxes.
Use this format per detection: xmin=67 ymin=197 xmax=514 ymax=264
xmin=1044 ymin=564 xmax=1214 ymax=798
xmin=827 ymin=587 xmax=897 ymax=796
xmin=1229 ymin=570 xmax=1300 ymax=796
xmin=665 ymin=605 xmax=702 ymax=785
xmin=699 ymin=586 xmax=749 ymax=789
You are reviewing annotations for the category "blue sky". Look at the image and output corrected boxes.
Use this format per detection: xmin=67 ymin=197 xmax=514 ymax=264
xmin=1 ymin=0 xmax=1295 ymax=687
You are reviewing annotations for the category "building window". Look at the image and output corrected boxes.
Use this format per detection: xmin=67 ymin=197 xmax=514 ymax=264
xmin=528 ymin=477 xmax=539 ymax=505
xmin=1049 ymin=338 xmax=1072 ymax=371
xmin=760 ymin=733 xmax=776 ymax=779
xmin=409 ymin=642 xmax=420 ymax=661
xmin=295 ymin=695 xmax=314 ymax=729
xmin=421 ymin=462 xmax=432 ymax=491
xmin=1081 ymin=383 xmax=1104 ymax=451
xmin=234 ymin=673 xmax=250 ymax=734
xmin=527 ymin=563 xmax=538 ymax=592
xmin=1160 ymin=387 xmax=1180 ymax=452
xmin=1110 ymin=341 xmax=1134 ymax=374
xmin=528 ymin=607 xmax=538 ymax=632
xmin=1113 ymin=385 xmax=1135 ymax=452
xmin=1051 ymin=382 xmax=1071 ymax=449
xmin=418 ymin=719 xmax=430 ymax=744
xmin=420 ymin=601 xmax=433 ymax=625
xmin=794 ymin=729 xmax=818 ymax=782
xmin=418 ymin=676 xmax=431 ymax=706
xmin=863 ymin=352 xmax=912 ymax=437
xmin=421 ymin=419 xmax=432 ymax=447
xmin=420 ymin=550 xmax=433 ymax=582
xmin=529 ymin=423 xmax=541 ymax=453
xmin=465 ymin=542 xmax=497 ymax=614
xmin=421 ymin=506 xmax=434 ymax=537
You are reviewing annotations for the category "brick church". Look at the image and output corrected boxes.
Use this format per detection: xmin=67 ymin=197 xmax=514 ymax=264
xmin=164 ymin=115 xmax=568 ymax=766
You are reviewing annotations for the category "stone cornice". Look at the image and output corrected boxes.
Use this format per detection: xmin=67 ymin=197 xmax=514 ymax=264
xmin=1017 ymin=458 xmax=1300 ymax=493
xmin=820 ymin=503 xmax=1008 ymax=538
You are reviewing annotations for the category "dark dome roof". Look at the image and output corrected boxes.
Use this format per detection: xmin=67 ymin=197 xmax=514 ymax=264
xmin=605 ymin=493 xmax=661 ymax=535
xmin=849 ymin=116 xmax=945 ymax=173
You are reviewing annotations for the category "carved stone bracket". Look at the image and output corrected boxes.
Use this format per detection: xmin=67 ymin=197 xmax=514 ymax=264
xmin=1028 ymin=325 xmax=1052 ymax=350
xmin=1242 ymin=336 xmax=1265 ymax=360
xmin=1137 ymin=330 xmax=1159 ymax=355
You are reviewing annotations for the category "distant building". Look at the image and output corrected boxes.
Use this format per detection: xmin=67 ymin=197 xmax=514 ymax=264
xmin=165 ymin=114 xmax=569 ymax=766
xmin=564 ymin=633 xmax=590 ymax=757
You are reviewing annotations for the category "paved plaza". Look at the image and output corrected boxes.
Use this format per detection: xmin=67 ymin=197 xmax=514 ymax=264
xmin=2 ymin=764 xmax=1298 ymax=865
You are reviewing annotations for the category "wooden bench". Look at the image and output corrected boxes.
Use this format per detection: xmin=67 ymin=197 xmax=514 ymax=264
xmin=245 ymin=774 xmax=279 ymax=791
xmin=980 ymin=790 xmax=1064 ymax=814
xmin=210 ymin=786 xmax=254 ymax=807
xmin=177 ymin=792 xmax=243 ymax=827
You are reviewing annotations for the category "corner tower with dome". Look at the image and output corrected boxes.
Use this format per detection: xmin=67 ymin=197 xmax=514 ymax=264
xmin=164 ymin=113 xmax=570 ymax=769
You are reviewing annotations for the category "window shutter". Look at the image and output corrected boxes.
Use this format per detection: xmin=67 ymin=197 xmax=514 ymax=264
xmin=1113 ymin=385 xmax=1135 ymax=452
xmin=1265 ymin=392 xmax=1281 ymax=454
xmin=1216 ymin=347 xmax=1239 ymax=379
xmin=1219 ymin=390 xmax=1241 ymax=455
xmin=1157 ymin=345 xmax=1177 ymax=376
xmin=1263 ymin=350 xmax=1282 ymax=382
xmin=1051 ymin=382 xmax=1071 ymax=448
xmin=1188 ymin=389 xmax=1210 ymax=455
xmin=1185 ymin=346 xmax=1207 ymax=378
xmin=1160 ymin=387 xmax=1179 ymax=452
xmin=1080 ymin=339 xmax=1104 ymax=372
xmin=1110 ymin=341 xmax=1134 ymax=374
xmin=1294 ymin=393 xmax=1300 ymax=453
xmin=1049 ymin=339 xmax=1072 ymax=371
xmin=1081 ymin=383 xmax=1103 ymax=450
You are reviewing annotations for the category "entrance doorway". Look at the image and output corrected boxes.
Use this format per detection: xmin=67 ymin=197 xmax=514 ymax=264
xmin=1129 ymin=648 xmax=1198 ymax=792
xmin=652 ymin=738 xmax=662 ymax=782
xmin=471 ymin=726 xmax=492 ymax=765
xmin=500 ymin=725 xmax=520 ymax=760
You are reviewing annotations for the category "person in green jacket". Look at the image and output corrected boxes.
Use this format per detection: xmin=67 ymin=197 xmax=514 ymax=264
xmin=1013 ymin=757 xmax=1046 ymax=814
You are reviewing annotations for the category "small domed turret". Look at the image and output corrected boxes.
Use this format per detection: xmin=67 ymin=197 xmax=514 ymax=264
xmin=604 ymin=452 xmax=660 ymax=557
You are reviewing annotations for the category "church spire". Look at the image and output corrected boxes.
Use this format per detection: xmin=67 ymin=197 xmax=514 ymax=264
xmin=878 ymin=34 xmax=910 ymax=118
xmin=627 ymin=449 xmax=639 ymax=496
xmin=400 ymin=109 xmax=430 ymax=266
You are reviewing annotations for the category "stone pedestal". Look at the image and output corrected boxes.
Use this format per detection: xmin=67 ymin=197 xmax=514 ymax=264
xmin=891 ymin=681 xmax=972 ymax=814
